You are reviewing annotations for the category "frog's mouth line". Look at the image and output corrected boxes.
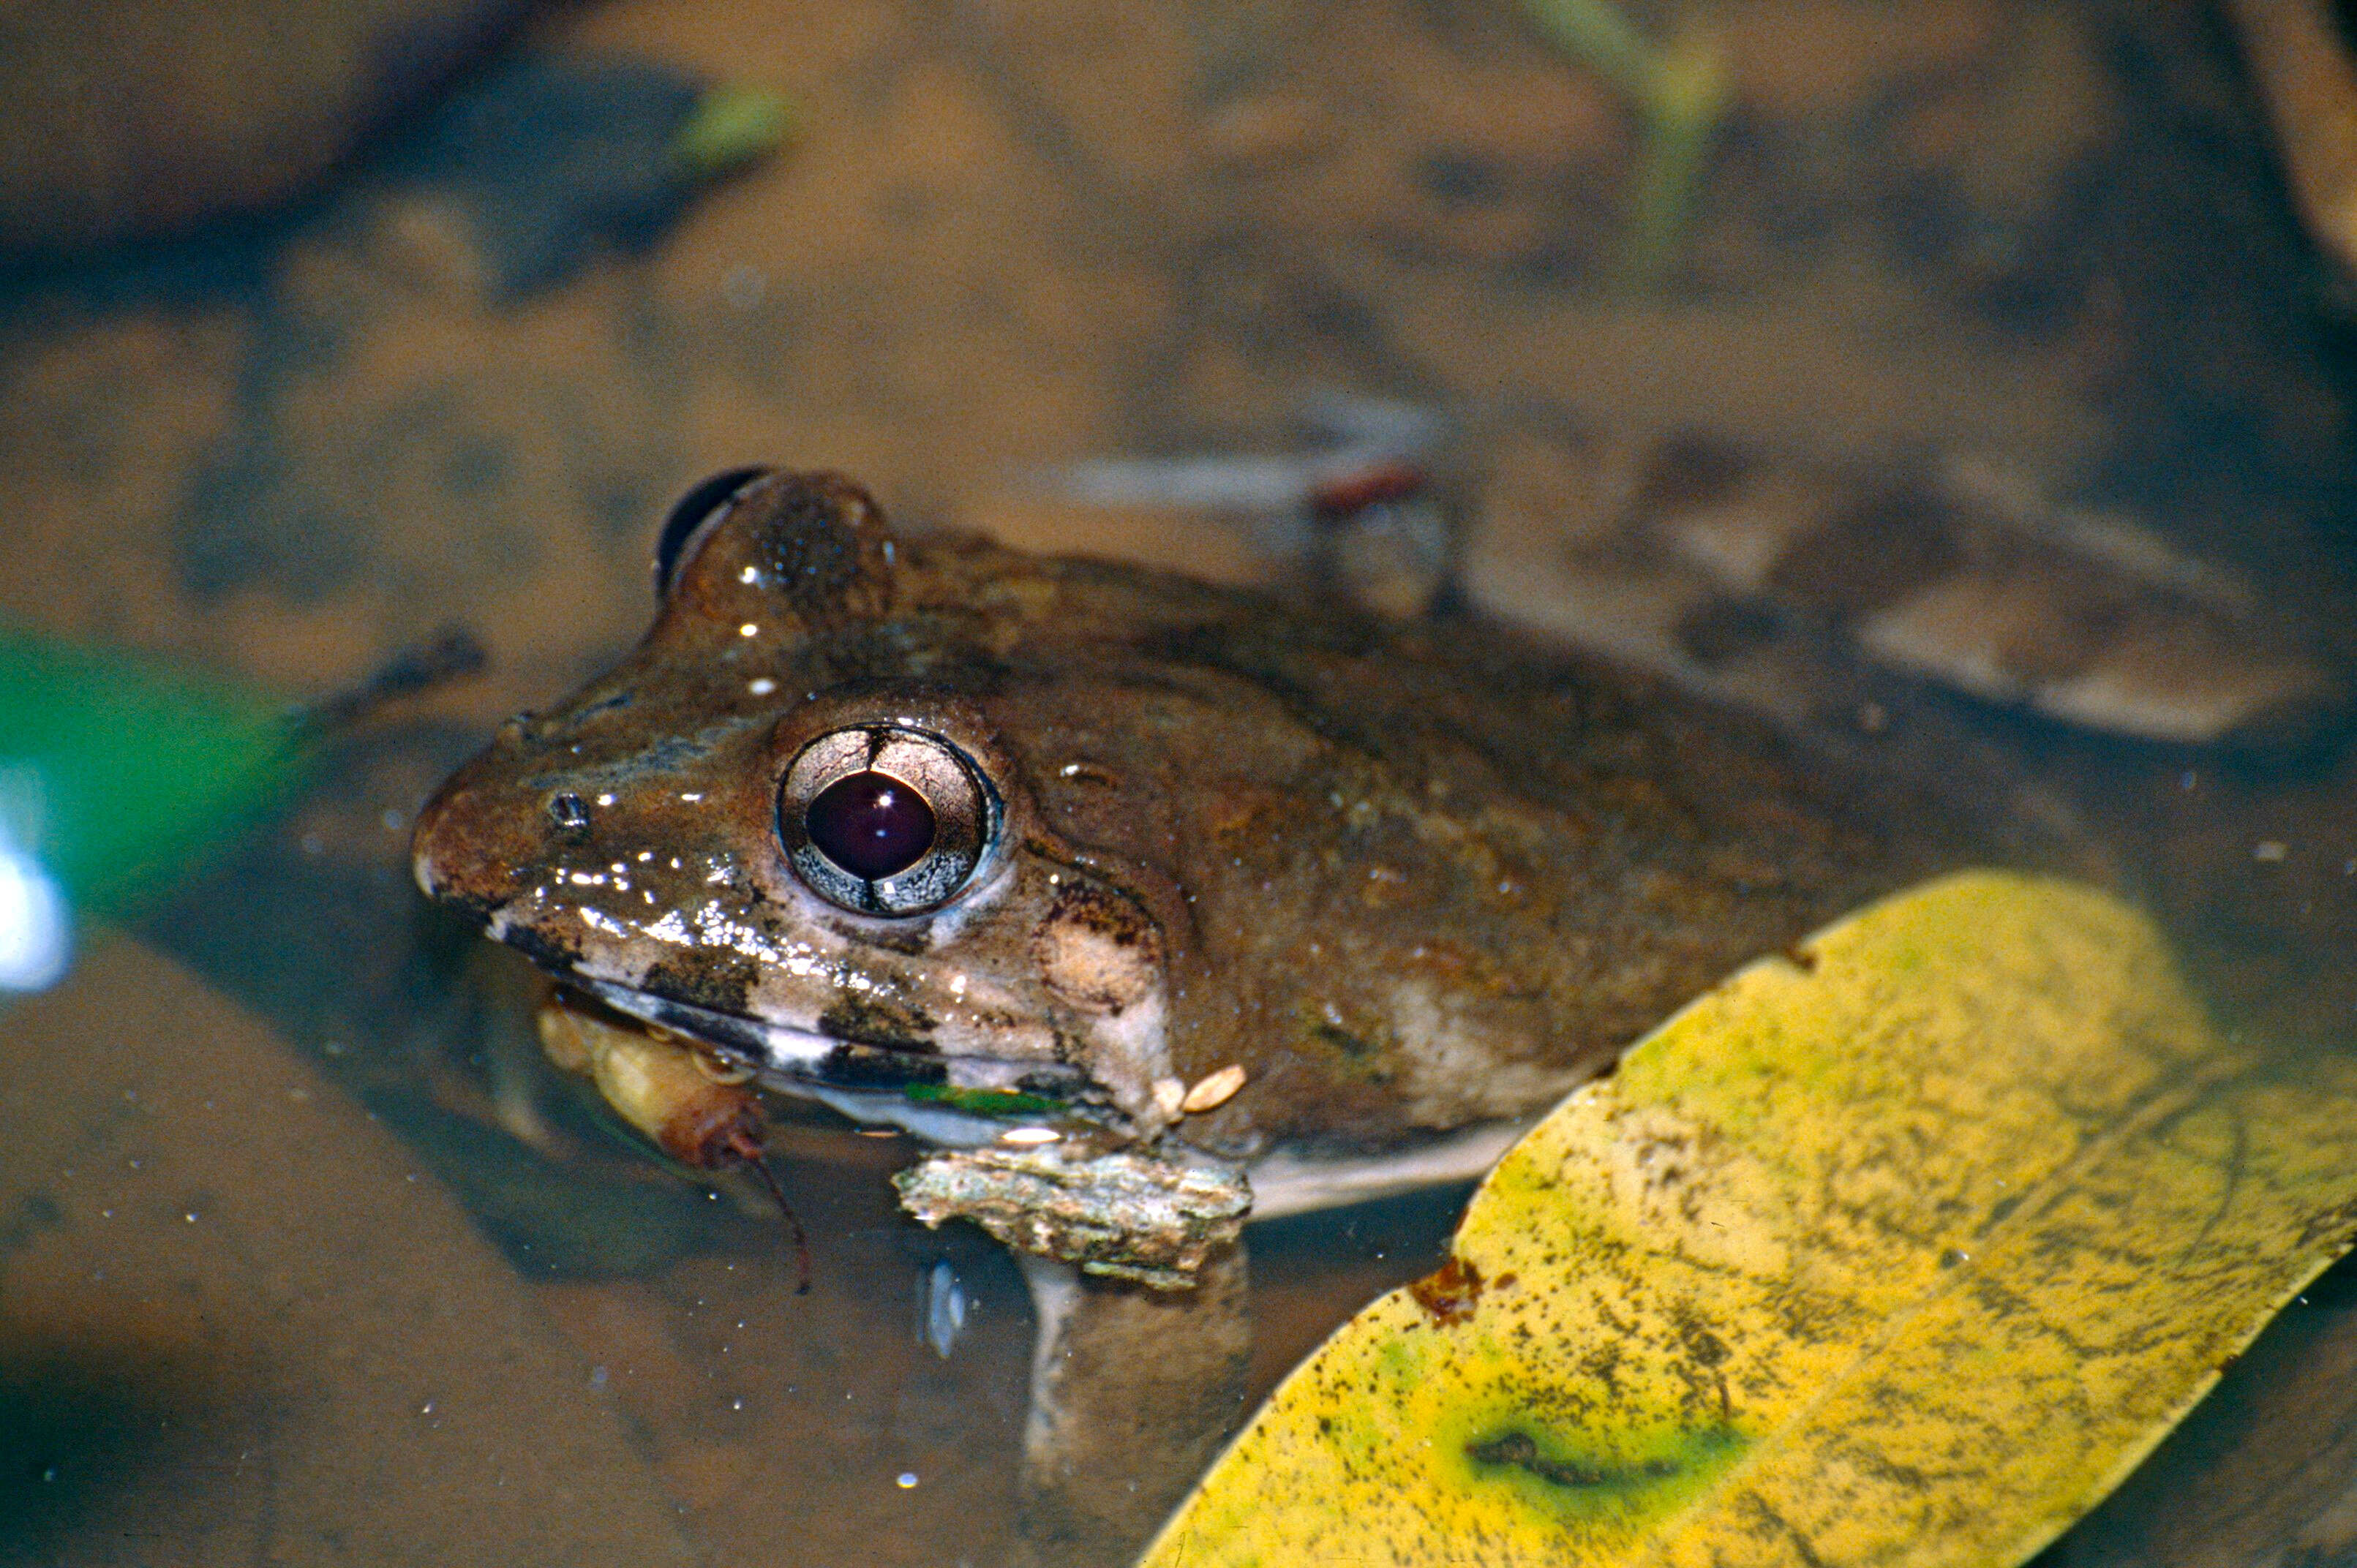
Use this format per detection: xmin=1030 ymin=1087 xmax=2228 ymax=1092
xmin=579 ymin=977 xmax=847 ymax=1071
xmin=575 ymin=977 xmax=1093 ymax=1148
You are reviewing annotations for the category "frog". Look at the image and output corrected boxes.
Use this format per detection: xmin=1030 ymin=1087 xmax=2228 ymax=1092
xmin=410 ymin=467 xmax=1984 ymax=1551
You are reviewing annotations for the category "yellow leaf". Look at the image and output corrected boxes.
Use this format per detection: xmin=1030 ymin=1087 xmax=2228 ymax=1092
xmin=1142 ymin=872 xmax=2357 ymax=1567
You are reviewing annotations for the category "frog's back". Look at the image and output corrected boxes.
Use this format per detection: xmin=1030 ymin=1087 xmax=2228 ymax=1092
xmin=915 ymin=535 xmax=1987 ymax=1157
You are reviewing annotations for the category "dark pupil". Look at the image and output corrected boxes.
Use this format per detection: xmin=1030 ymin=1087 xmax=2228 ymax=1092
xmin=805 ymin=772 xmax=936 ymax=881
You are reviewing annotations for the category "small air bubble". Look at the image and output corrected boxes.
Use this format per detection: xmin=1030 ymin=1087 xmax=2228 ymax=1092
xmin=896 ymin=1472 xmax=920 ymax=1490
xmin=748 ymin=676 xmax=778 ymax=696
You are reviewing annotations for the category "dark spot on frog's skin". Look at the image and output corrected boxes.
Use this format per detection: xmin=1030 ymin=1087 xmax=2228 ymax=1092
xmin=1408 ymin=1254 xmax=1484 ymax=1326
xmin=1782 ymin=943 xmax=1819 ymax=973
xmin=1048 ymin=883 xmax=1150 ymax=946
xmin=818 ymin=996 xmax=937 ymax=1050
xmin=503 ymin=921 xmax=584 ymax=973
xmin=642 ymin=949 xmax=758 ymax=1017
xmin=570 ymin=690 xmax=636 ymax=720
xmin=523 ymin=735 xmax=713 ymax=789
xmin=824 ymin=918 xmax=931 ymax=957
xmin=1310 ymin=1017 xmax=1396 ymax=1085
xmin=819 ymin=1042 xmax=947 ymax=1087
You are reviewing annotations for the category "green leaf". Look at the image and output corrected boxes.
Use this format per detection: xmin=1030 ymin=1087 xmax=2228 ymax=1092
xmin=671 ymin=83 xmax=795 ymax=181
xmin=1143 ymin=872 xmax=2357 ymax=1567
xmin=0 ymin=632 xmax=304 ymax=913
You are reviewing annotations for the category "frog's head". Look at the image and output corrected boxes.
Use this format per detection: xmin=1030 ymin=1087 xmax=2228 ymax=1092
xmin=413 ymin=472 xmax=1179 ymax=1139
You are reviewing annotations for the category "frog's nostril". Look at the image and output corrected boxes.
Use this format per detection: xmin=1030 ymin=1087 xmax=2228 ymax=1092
xmin=546 ymin=791 xmax=593 ymax=840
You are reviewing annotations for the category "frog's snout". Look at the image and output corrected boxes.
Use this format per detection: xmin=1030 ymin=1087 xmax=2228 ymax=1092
xmin=408 ymin=775 xmax=474 ymax=905
xmin=409 ymin=764 xmax=533 ymax=917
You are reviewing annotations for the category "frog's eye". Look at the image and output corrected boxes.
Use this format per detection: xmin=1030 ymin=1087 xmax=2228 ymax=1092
xmin=655 ymin=467 xmax=772 ymax=598
xmin=778 ymin=728 xmax=995 ymax=916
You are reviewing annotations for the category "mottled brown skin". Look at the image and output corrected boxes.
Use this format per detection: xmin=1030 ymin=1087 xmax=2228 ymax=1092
xmin=413 ymin=472 xmax=1970 ymax=1168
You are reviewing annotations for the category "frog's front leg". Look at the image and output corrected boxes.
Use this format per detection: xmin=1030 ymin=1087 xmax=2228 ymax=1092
xmin=1012 ymin=1246 xmax=1252 ymax=1566
xmin=895 ymin=1142 xmax=1255 ymax=1561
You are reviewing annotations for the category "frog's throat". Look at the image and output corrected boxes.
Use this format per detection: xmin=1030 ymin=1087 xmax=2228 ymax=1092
xmin=574 ymin=976 xmax=1097 ymax=1146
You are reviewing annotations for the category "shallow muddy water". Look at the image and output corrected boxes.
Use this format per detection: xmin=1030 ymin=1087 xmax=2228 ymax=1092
xmin=3 ymin=1 xmax=2356 ymax=1564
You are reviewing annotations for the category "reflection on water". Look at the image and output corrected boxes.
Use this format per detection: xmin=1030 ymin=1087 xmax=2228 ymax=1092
xmin=3 ymin=0 xmax=2356 ymax=1564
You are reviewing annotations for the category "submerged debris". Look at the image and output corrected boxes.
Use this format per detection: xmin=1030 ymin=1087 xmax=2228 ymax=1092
xmin=1467 ymin=431 xmax=2347 ymax=752
xmin=1048 ymin=393 xmax=1454 ymax=618
xmin=919 ymin=1259 xmax=969 ymax=1359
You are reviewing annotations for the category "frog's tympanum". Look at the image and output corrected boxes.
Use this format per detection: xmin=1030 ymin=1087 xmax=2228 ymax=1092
xmin=413 ymin=470 xmax=1963 ymax=1286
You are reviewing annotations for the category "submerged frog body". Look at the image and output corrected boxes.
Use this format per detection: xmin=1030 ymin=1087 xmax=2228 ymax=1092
xmin=413 ymin=471 xmax=1969 ymax=1268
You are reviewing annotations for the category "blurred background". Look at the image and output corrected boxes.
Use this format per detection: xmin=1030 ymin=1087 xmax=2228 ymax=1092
xmin=3 ymin=1 xmax=2357 ymax=1564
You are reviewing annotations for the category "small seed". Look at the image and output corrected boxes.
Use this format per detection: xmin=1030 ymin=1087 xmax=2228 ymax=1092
xmin=1181 ymin=1064 xmax=1247 ymax=1114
